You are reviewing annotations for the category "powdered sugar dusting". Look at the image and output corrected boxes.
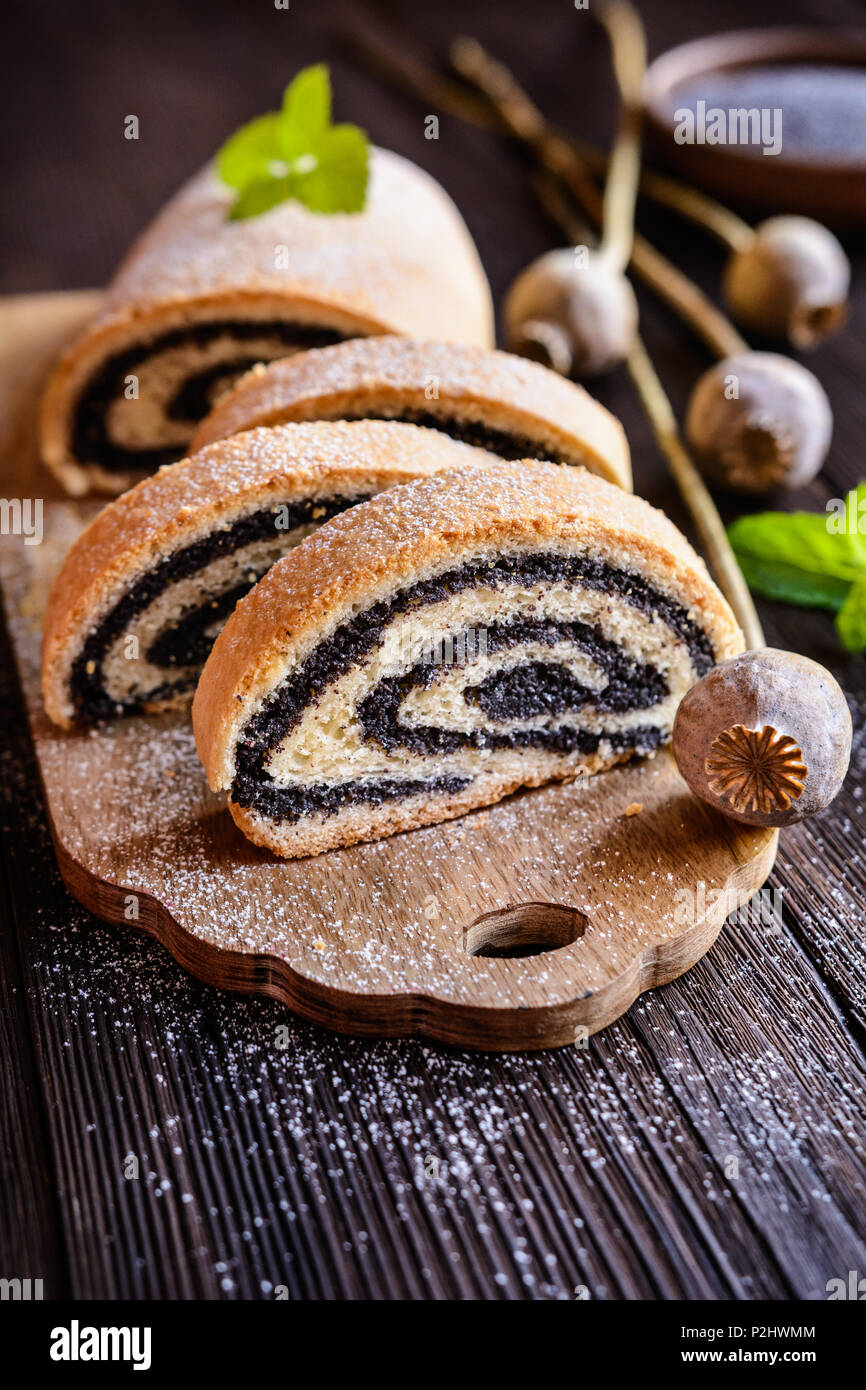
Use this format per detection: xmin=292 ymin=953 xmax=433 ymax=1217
xmin=5 ymin=503 xmax=770 ymax=1032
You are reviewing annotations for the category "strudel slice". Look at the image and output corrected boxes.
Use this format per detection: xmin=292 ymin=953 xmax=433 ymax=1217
xmin=40 ymin=151 xmax=493 ymax=496
xmin=42 ymin=421 xmax=487 ymax=727
xmin=191 ymin=336 xmax=631 ymax=490
xmin=193 ymin=461 xmax=742 ymax=859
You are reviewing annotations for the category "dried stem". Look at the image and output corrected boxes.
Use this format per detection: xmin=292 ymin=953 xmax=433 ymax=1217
xmin=534 ymin=173 xmax=762 ymax=648
xmin=349 ymin=16 xmax=763 ymax=644
xmin=636 ymin=170 xmax=753 ymax=252
xmin=346 ymin=18 xmax=756 ymax=254
xmin=597 ymin=1 xmax=645 ymax=273
xmin=450 ymin=38 xmax=601 ymax=217
xmin=450 ymin=35 xmax=747 ymax=360
xmin=627 ymin=340 xmax=764 ymax=648
xmin=344 ymin=17 xmax=496 ymax=131
xmin=533 ymin=173 xmax=595 ymax=247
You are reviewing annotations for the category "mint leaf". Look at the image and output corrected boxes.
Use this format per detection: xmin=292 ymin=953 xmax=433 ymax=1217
xmin=279 ymin=64 xmax=331 ymax=156
xmin=825 ymin=482 xmax=866 ymax=559
xmin=733 ymin=550 xmax=851 ymax=612
xmin=728 ymin=492 xmax=866 ymax=612
xmin=836 ymin=577 xmax=866 ymax=653
xmin=215 ymin=64 xmax=369 ymax=219
xmin=290 ymin=125 xmax=369 ymax=213
xmin=217 ymin=113 xmax=283 ymax=191
xmin=727 ymin=484 xmax=866 ymax=652
xmin=227 ymin=176 xmax=294 ymax=221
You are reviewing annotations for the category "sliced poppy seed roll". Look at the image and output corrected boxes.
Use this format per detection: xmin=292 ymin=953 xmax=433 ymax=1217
xmin=193 ymin=462 xmax=743 ymax=860
xmin=190 ymin=336 xmax=632 ymax=490
xmin=41 ymin=421 xmax=489 ymax=727
xmin=40 ymin=152 xmax=493 ymax=497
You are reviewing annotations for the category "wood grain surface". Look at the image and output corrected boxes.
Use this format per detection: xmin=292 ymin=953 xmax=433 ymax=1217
xmin=1 ymin=0 xmax=865 ymax=1301
xmin=0 ymin=293 xmax=778 ymax=1051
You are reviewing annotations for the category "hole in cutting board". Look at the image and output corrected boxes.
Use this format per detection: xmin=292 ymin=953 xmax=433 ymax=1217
xmin=464 ymin=903 xmax=589 ymax=958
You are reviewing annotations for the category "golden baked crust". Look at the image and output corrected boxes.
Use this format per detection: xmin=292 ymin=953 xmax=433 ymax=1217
xmin=226 ymin=747 xmax=635 ymax=860
xmin=41 ymin=420 xmax=490 ymax=728
xmin=193 ymin=460 xmax=744 ymax=808
xmin=190 ymin=336 xmax=632 ymax=490
xmin=40 ymin=151 xmax=494 ymax=496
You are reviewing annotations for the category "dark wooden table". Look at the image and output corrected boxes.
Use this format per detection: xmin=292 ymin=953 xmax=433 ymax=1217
xmin=2 ymin=0 xmax=865 ymax=1300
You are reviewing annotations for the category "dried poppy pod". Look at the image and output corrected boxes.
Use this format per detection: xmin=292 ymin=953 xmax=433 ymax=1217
xmin=685 ymin=352 xmax=833 ymax=494
xmin=723 ymin=217 xmax=851 ymax=352
xmin=458 ymin=18 xmax=643 ymax=382
xmin=504 ymin=248 xmax=639 ymax=380
xmin=672 ymin=649 xmax=851 ymax=827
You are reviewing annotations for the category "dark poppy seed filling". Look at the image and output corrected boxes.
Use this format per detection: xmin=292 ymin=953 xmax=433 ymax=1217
xmin=359 ymin=619 xmax=668 ymax=755
xmin=69 ymin=492 xmax=369 ymax=720
xmin=336 ymin=410 xmax=575 ymax=465
xmin=231 ymin=552 xmax=716 ymax=823
xmin=145 ymin=581 xmax=252 ymax=670
xmin=73 ymin=320 xmax=349 ymax=473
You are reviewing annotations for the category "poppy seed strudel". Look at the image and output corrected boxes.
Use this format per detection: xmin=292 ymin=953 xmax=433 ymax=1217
xmin=191 ymin=336 xmax=631 ymax=490
xmin=40 ymin=151 xmax=493 ymax=496
xmin=41 ymin=421 xmax=489 ymax=728
xmin=193 ymin=462 xmax=743 ymax=859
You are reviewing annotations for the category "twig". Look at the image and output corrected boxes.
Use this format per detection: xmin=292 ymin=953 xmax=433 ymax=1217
xmin=627 ymin=339 xmax=764 ymax=648
xmin=449 ymin=35 xmax=747 ymax=360
xmin=597 ymin=0 xmax=760 ymax=646
xmin=532 ymin=173 xmax=594 ymax=247
xmin=634 ymin=170 xmax=753 ymax=252
xmin=344 ymin=17 xmax=496 ymax=130
xmin=534 ymin=173 xmax=763 ymax=648
xmin=597 ymin=1 xmax=645 ymax=273
xmin=347 ymin=19 xmax=756 ymax=256
xmin=346 ymin=17 xmax=756 ymax=251
xmin=350 ymin=15 xmax=762 ymax=643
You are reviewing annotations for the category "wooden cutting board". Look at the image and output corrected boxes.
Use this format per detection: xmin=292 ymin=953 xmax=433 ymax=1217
xmin=0 ymin=292 xmax=778 ymax=1050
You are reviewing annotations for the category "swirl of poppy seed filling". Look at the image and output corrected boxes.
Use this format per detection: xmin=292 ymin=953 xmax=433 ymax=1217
xmin=230 ymin=552 xmax=717 ymax=823
xmin=73 ymin=320 xmax=349 ymax=473
xmin=328 ymin=411 xmax=577 ymax=465
xmin=69 ymin=492 xmax=369 ymax=720
xmin=73 ymin=322 xmax=584 ymax=478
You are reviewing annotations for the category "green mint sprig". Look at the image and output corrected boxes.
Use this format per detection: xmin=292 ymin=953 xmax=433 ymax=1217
xmin=727 ymin=483 xmax=866 ymax=654
xmin=217 ymin=65 xmax=369 ymax=220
